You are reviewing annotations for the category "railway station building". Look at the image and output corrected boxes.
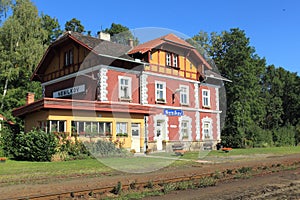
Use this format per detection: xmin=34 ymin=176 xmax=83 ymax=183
xmin=13 ymin=31 xmax=229 ymax=153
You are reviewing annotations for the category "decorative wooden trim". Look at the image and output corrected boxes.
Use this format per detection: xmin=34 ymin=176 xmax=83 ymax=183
xmin=157 ymin=49 xmax=160 ymax=65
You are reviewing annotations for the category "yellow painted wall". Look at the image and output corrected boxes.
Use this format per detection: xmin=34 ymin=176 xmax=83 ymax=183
xmin=151 ymin=51 xmax=159 ymax=65
xmin=145 ymin=65 xmax=151 ymax=71
xmin=159 ymin=51 xmax=166 ymax=66
xmin=186 ymin=59 xmax=197 ymax=73
xmin=24 ymin=109 xmax=145 ymax=150
xmin=148 ymin=50 xmax=198 ymax=80
xmin=179 ymin=56 xmax=185 ymax=70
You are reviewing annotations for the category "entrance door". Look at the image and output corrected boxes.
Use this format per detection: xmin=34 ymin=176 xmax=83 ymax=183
xmin=156 ymin=120 xmax=165 ymax=151
xmin=131 ymin=123 xmax=141 ymax=153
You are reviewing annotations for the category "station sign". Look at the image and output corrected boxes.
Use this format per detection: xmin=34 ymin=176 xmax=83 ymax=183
xmin=163 ymin=109 xmax=183 ymax=116
xmin=53 ymin=84 xmax=85 ymax=98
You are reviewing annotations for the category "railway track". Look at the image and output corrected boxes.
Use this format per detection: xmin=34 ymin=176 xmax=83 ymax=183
xmin=9 ymin=159 xmax=300 ymax=200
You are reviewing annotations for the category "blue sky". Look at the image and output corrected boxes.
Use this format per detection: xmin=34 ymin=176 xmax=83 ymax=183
xmin=32 ymin=0 xmax=300 ymax=74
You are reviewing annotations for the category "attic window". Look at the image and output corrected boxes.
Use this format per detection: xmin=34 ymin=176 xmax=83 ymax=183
xmin=165 ymin=52 xmax=179 ymax=69
xmin=166 ymin=53 xmax=171 ymax=66
xmin=173 ymin=54 xmax=178 ymax=68
xmin=64 ymin=49 xmax=74 ymax=66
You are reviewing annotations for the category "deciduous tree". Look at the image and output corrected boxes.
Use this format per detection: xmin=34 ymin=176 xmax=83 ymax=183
xmin=64 ymin=18 xmax=84 ymax=33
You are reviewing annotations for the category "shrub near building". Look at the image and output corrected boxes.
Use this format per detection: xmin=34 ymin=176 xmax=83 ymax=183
xmin=1 ymin=127 xmax=58 ymax=161
xmin=14 ymin=129 xmax=58 ymax=161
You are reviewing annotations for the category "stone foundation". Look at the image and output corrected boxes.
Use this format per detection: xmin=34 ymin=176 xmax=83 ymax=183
xmin=147 ymin=140 xmax=220 ymax=153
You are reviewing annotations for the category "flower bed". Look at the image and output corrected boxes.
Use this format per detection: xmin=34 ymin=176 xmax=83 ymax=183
xmin=0 ymin=157 xmax=7 ymax=162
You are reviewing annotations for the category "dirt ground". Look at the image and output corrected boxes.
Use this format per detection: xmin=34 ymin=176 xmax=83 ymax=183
xmin=144 ymin=167 xmax=300 ymax=200
xmin=1 ymin=153 xmax=300 ymax=199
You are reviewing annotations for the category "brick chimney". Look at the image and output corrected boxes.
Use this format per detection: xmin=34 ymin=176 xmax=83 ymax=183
xmin=26 ymin=92 xmax=35 ymax=105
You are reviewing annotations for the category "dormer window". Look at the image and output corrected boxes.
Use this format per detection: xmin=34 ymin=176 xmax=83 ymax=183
xmin=64 ymin=49 xmax=73 ymax=66
xmin=165 ymin=52 xmax=179 ymax=68
xmin=173 ymin=54 xmax=178 ymax=68
xmin=166 ymin=53 xmax=171 ymax=66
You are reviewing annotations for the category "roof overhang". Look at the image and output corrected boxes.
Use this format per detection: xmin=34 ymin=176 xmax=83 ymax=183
xmin=205 ymin=70 xmax=232 ymax=82
xmin=13 ymin=98 xmax=153 ymax=118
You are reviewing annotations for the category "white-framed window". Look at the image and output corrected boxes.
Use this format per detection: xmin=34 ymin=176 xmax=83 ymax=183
xmin=71 ymin=121 xmax=112 ymax=137
xmin=49 ymin=120 xmax=66 ymax=132
xmin=118 ymin=76 xmax=132 ymax=100
xmin=166 ymin=52 xmax=179 ymax=68
xmin=202 ymin=89 xmax=210 ymax=107
xmin=180 ymin=85 xmax=189 ymax=105
xmin=179 ymin=116 xmax=192 ymax=141
xmin=166 ymin=52 xmax=171 ymax=66
xmin=202 ymin=117 xmax=213 ymax=140
xmin=155 ymin=81 xmax=166 ymax=103
xmin=99 ymin=122 xmax=112 ymax=136
xmin=181 ymin=121 xmax=189 ymax=139
xmin=203 ymin=121 xmax=212 ymax=139
xmin=173 ymin=54 xmax=178 ymax=68
xmin=116 ymin=122 xmax=128 ymax=136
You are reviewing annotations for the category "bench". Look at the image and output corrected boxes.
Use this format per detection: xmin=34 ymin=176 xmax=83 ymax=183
xmin=203 ymin=142 xmax=213 ymax=150
xmin=172 ymin=144 xmax=186 ymax=156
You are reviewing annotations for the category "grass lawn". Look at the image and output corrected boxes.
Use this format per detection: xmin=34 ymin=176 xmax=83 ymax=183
xmin=0 ymin=158 xmax=112 ymax=185
xmin=181 ymin=146 xmax=300 ymax=160
xmin=1 ymin=146 xmax=299 ymax=185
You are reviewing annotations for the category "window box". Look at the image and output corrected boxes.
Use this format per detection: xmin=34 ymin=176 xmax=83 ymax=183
xmin=116 ymin=133 xmax=128 ymax=137
xmin=180 ymin=103 xmax=190 ymax=106
xmin=156 ymin=98 xmax=166 ymax=104
xmin=119 ymin=97 xmax=132 ymax=102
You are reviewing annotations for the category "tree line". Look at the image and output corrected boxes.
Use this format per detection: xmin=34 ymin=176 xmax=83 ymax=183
xmin=192 ymin=30 xmax=300 ymax=147
xmin=0 ymin=0 xmax=299 ymax=147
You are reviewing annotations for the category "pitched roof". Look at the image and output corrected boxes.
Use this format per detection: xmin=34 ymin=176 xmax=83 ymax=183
xmin=32 ymin=32 xmax=137 ymax=81
xmin=128 ymin=33 xmax=212 ymax=69
xmin=69 ymin=32 xmax=132 ymax=58
xmin=128 ymin=33 xmax=194 ymax=54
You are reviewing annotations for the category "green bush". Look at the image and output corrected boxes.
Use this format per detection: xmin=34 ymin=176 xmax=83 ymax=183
xmin=0 ymin=127 xmax=15 ymax=157
xmin=58 ymin=138 xmax=90 ymax=160
xmin=295 ymin=122 xmax=300 ymax=145
xmin=250 ymin=125 xmax=273 ymax=148
xmin=14 ymin=129 xmax=58 ymax=161
xmin=84 ymin=139 xmax=129 ymax=158
xmin=273 ymin=125 xmax=296 ymax=146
